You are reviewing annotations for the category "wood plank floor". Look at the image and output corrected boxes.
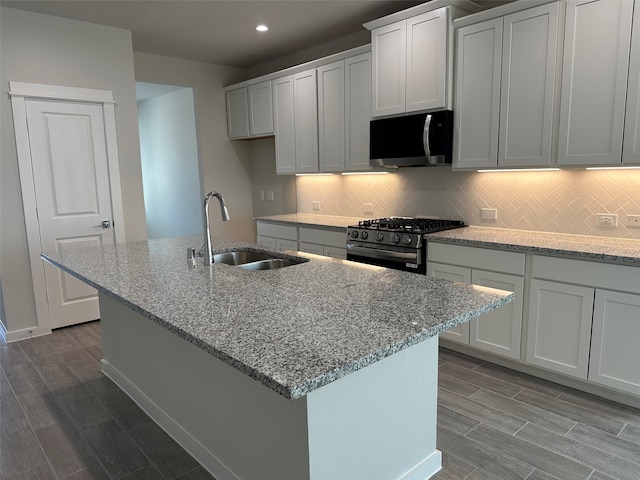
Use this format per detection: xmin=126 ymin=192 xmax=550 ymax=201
xmin=1 ymin=322 xmax=639 ymax=479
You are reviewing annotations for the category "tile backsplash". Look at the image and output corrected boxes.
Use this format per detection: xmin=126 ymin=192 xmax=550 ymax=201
xmin=296 ymin=168 xmax=640 ymax=239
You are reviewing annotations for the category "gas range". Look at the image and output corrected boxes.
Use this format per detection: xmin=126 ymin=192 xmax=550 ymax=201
xmin=345 ymin=217 xmax=465 ymax=273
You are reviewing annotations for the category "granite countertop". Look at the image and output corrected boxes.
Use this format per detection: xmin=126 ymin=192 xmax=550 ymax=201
xmin=254 ymin=213 xmax=362 ymax=230
xmin=42 ymin=235 xmax=513 ymax=400
xmin=427 ymin=226 xmax=640 ymax=267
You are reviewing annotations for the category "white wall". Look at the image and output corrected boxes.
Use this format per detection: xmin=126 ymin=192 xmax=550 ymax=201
xmin=138 ymin=87 xmax=202 ymax=239
xmin=0 ymin=7 xmax=146 ymax=335
xmin=250 ymin=138 xmax=297 ymax=218
xmin=134 ymin=52 xmax=255 ymax=242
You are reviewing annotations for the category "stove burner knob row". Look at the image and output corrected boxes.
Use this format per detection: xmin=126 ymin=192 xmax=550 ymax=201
xmin=391 ymin=233 xmax=400 ymax=244
xmin=360 ymin=231 xmax=369 ymax=239
xmin=350 ymin=229 xmax=359 ymax=239
xmin=376 ymin=232 xmax=384 ymax=242
xmin=402 ymin=235 xmax=413 ymax=245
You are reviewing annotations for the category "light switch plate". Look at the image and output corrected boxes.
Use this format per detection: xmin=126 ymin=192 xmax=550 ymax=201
xmin=363 ymin=203 xmax=374 ymax=214
xmin=312 ymin=201 xmax=321 ymax=211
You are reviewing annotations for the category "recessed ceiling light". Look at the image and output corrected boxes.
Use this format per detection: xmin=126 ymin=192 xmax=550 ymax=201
xmin=256 ymin=25 xmax=268 ymax=32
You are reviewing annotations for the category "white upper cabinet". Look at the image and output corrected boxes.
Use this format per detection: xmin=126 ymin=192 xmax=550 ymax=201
xmin=454 ymin=18 xmax=503 ymax=169
xmin=272 ymin=76 xmax=296 ymax=174
xmin=345 ymin=53 xmax=372 ymax=171
xmin=371 ymin=20 xmax=406 ymax=117
xmin=293 ymin=69 xmax=319 ymax=173
xmin=226 ymin=88 xmax=249 ymax=139
xmin=317 ymin=61 xmax=346 ymax=172
xmin=558 ymin=0 xmax=633 ymax=166
xmin=623 ymin=0 xmax=640 ymax=165
xmin=454 ymin=2 xmax=559 ymax=169
xmin=371 ymin=7 xmax=450 ymax=117
xmin=406 ymin=9 xmax=448 ymax=113
xmin=272 ymin=70 xmax=320 ymax=174
xmin=248 ymin=81 xmax=274 ymax=136
xmin=226 ymin=80 xmax=273 ymax=139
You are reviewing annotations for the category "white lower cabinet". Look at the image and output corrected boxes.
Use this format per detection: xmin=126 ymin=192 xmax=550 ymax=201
xmin=528 ymin=254 xmax=640 ymax=396
xmin=256 ymin=222 xmax=298 ymax=251
xmin=427 ymin=243 xmax=525 ymax=360
xmin=526 ymin=278 xmax=594 ymax=379
xmin=298 ymin=227 xmax=346 ymax=260
xmin=256 ymin=222 xmax=346 ymax=260
xmin=589 ymin=289 xmax=640 ymax=395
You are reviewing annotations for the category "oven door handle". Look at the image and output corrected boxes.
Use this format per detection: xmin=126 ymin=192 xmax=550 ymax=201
xmin=346 ymin=243 xmax=419 ymax=263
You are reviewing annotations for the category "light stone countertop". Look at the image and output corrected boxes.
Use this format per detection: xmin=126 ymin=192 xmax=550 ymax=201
xmin=427 ymin=226 xmax=640 ymax=267
xmin=254 ymin=213 xmax=362 ymax=231
xmin=256 ymin=214 xmax=640 ymax=267
xmin=42 ymin=235 xmax=513 ymax=400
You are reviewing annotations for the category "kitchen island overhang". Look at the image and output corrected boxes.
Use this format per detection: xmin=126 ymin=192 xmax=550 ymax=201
xmin=42 ymin=235 xmax=514 ymax=480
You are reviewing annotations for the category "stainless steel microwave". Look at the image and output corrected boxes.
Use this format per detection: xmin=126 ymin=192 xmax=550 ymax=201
xmin=370 ymin=110 xmax=453 ymax=167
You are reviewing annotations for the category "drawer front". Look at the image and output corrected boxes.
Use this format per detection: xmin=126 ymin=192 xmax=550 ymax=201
xmin=427 ymin=242 xmax=525 ymax=275
xmin=299 ymin=227 xmax=345 ymax=248
xmin=532 ymin=255 xmax=640 ymax=294
xmin=256 ymin=222 xmax=298 ymax=241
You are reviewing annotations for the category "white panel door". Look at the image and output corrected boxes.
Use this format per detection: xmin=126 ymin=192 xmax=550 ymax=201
xmin=453 ymin=18 xmax=503 ymax=169
xmin=557 ymin=0 xmax=633 ymax=166
xmin=317 ymin=60 xmax=345 ymax=172
xmin=371 ymin=20 xmax=406 ymax=117
xmin=589 ymin=290 xmax=640 ymax=395
xmin=272 ymin=76 xmax=296 ymax=174
xmin=293 ymin=69 xmax=319 ymax=173
xmin=470 ymin=270 xmax=523 ymax=360
xmin=427 ymin=262 xmax=471 ymax=343
xmin=26 ymin=100 xmax=115 ymax=328
xmin=623 ymin=0 xmax=640 ymax=165
xmin=345 ymin=53 xmax=372 ymax=171
xmin=406 ymin=8 xmax=447 ymax=112
xmin=499 ymin=2 xmax=558 ymax=167
xmin=526 ymin=279 xmax=594 ymax=379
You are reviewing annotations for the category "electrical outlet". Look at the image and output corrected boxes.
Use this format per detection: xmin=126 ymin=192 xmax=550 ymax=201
xmin=312 ymin=200 xmax=321 ymax=211
xmin=481 ymin=208 xmax=498 ymax=221
xmin=596 ymin=213 xmax=618 ymax=227
xmin=363 ymin=203 xmax=374 ymax=214
xmin=625 ymin=215 xmax=640 ymax=227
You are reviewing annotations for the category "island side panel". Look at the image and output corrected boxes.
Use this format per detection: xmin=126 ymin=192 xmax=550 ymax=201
xmin=306 ymin=335 xmax=441 ymax=480
xmin=98 ymin=293 xmax=311 ymax=480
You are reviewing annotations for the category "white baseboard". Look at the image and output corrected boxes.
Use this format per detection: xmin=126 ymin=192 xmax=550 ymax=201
xmin=399 ymin=450 xmax=442 ymax=480
xmin=4 ymin=325 xmax=51 ymax=343
xmin=101 ymin=360 xmax=241 ymax=480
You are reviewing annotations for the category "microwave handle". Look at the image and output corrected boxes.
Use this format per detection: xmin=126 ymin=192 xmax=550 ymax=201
xmin=422 ymin=114 xmax=432 ymax=156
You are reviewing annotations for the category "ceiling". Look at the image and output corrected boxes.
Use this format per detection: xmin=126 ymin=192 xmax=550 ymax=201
xmin=0 ymin=0 xmax=508 ymax=69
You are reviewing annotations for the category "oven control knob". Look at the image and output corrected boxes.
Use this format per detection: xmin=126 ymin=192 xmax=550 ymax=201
xmin=350 ymin=229 xmax=359 ymax=239
xmin=376 ymin=233 xmax=384 ymax=242
xmin=391 ymin=233 xmax=400 ymax=244
xmin=402 ymin=235 xmax=412 ymax=246
xmin=360 ymin=231 xmax=369 ymax=239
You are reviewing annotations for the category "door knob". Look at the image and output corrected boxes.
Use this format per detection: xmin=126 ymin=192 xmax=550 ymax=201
xmin=101 ymin=220 xmax=111 ymax=229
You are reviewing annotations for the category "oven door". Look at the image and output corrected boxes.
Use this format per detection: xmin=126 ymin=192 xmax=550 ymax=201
xmin=346 ymin=241 xmax=425 ymax=273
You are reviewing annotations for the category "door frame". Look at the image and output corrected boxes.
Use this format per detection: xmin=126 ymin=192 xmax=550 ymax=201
xmin=9 ymin=81 xmax=126 ymax=340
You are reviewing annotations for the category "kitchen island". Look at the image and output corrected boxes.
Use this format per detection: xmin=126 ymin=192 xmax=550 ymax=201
xmin=42 ymin=235 xmax=513 ymax=480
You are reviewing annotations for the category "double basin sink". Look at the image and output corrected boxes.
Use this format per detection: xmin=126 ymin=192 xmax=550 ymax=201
xmin=213 ymin=249 xmax=308 ymax=271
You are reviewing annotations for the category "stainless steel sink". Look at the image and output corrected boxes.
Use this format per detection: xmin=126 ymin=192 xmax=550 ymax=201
xmin=212 ymin=249 xmax=307 ymax=271
xmin=238 ymin=258 xmax=298 ymax=271
xmin=213 ymin=250 xmax=276 ymax=266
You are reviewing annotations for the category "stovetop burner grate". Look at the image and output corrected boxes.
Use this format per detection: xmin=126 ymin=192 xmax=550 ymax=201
xmin=356 ymin=217 xmax=465 ymax=234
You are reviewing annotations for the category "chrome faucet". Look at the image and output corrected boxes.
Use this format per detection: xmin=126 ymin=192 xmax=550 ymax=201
xmin=203 ymin=191 xmax=230 ymax=266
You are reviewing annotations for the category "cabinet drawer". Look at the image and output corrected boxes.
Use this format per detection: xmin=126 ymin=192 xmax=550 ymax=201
xmin=299 ymin=227 xmax=345 ymax=248
xmin=256 ymin=222 xmax=298 ymax=241
xmin=532 ymin=255 xmax=640 ymax=294
xmin=427 ymin=242 xmax=525 ymax=275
